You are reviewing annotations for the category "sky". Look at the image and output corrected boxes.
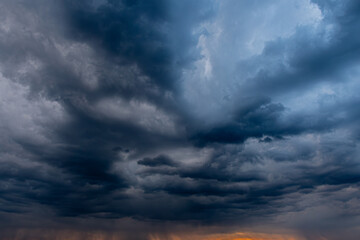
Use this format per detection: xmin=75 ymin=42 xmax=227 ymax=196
xmin=1 ymin=0 xmax=360 ymax=239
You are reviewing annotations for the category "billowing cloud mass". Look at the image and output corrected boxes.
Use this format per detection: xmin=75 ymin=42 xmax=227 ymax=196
xmin=1 ymin=0 xmax=360 ymax=239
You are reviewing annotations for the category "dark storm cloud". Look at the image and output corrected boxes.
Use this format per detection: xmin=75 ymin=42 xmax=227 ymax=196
xmin=191 ymin=96 xmax=341 ymax=145
xmin=0 ymin=0 xmax=215 ymax=220
xmin=1 ymin=0 xmax=360 ymax=239
xmin=241 ymin=3 xmax=360 ymax=96
xmin=63 ymin=0 xmax=175 ymax=90
xmin=0 ymin=0 xmax=178 ymax=219
xmin=190 ymin=0 xmax=360 ymax=146
xmin=138 ymin=155 xmax=177 ymax=167
xmin=59 ymin=0 xmax=215 ymax=105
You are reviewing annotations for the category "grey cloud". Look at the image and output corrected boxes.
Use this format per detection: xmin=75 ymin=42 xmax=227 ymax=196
xmin=138 ymin=155 xmax=177 ymax=167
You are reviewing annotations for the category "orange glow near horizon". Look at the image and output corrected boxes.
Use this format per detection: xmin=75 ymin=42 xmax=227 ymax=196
xmin=149 ymin=231 xmax=303 ymax=240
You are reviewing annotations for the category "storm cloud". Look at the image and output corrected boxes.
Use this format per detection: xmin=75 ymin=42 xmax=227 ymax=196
xmin=1 ymin=0 xmax=360 ymax=239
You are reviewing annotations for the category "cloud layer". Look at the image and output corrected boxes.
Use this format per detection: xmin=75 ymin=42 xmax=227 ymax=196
xmin=1 ymin=0 xmax=360 ymax=239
